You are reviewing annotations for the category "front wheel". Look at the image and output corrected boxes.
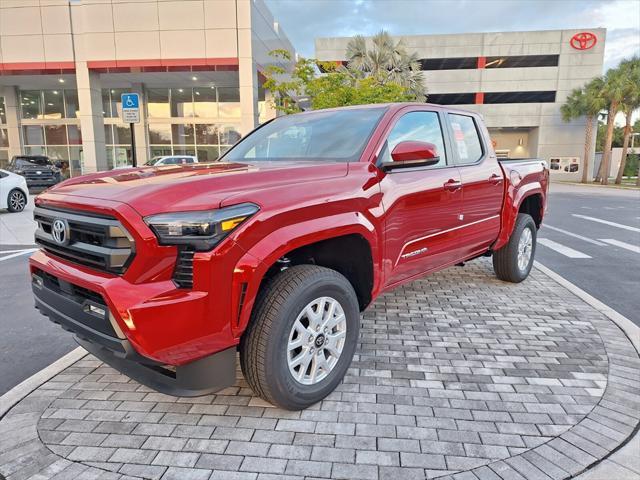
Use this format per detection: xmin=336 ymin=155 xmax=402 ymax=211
xmin=240 ymin=265 xmax=360 ymax=410
xmin=493 ymin=213 xmax=537 ymax=283
xmin=7 ymin=189 xmax=27 ymax=212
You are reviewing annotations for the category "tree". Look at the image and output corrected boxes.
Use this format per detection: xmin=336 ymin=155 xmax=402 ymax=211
xmin=596 ymin=62 xmax=634 ymax=185
xmin=263 ymin=43 xmax=422 ymax=114
xmin=614 ymin=57 xmax=640 ymax=184
xmin=561 ymin=77 xmax=606 ymax=183
xmin=340 ymin=31 xmax=425 ymax=101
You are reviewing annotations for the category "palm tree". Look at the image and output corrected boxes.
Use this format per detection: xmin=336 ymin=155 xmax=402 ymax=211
xmin=561 ymin=77 xmax=606 ymax=183
xmin=341 ymin=31 xmax=425 ymax=101
xmin=597 ymin=66 xmax=629 ymax=185
xmin=614 ymin=57 xmax=640 ymax=184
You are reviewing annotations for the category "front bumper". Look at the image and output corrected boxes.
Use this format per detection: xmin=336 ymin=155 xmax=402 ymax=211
xmin=30 ymin=251 xmax=236 ymax=396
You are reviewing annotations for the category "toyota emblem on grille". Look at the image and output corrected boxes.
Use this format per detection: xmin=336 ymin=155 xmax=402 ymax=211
xmin=52 ymin=219 xmax=69 ymax=245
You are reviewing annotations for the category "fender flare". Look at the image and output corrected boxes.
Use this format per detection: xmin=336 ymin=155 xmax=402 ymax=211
xmin=229 ymin=212 xmax=381 ymax=337
xmin=494 ymin=183 xmax=544 ymax=251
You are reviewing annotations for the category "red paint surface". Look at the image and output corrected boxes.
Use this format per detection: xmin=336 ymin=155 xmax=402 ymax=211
xmin=475 ymin=92 xmax=485 ymax=104
xmin=477 ymin=56 xmax=486 ymax=69
xmin=30 ymin=103 xmax=548 ymax=366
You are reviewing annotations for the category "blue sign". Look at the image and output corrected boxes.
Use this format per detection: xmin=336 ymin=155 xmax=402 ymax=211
xmin=121 ymin=93 xmax=139 ymax=109
xmin=121 ymin=93 xmax=140 ymax=123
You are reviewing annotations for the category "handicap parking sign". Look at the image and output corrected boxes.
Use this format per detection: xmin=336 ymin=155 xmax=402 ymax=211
xmin=121 ymin=93 xmax=140 ymax=123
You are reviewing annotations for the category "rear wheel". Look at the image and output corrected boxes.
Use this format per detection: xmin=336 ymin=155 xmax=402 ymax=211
xmin=240 ymin=265 xmax=360 ymax=410
xmin=493 ymin=213 xmax=537 ymax=283
xmin=7 ymin=189 xmax=27 ymax=213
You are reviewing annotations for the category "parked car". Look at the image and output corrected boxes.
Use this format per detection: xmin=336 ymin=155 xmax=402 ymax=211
xmin=0 ymin=169 xmax=29 ymax=212
xmin=8 ymin=155 xmax=62 ymax=188
xmin=144 ymin=155 xmax=199 ymax=166
xmin=30 ymin=103 xmax=548 ymax=409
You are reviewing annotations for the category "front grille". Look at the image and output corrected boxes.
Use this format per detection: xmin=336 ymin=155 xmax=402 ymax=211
xmin=24 ymin=170 xmax=55 ymax=180
xmin=173 ymin=246 xmax=195 ymax=288
xmin=34 ymin=206 xmax=134 ymax=274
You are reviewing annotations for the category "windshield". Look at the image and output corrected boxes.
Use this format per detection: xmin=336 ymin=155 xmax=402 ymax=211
xmin=15 ymin=157 xmax=52 ymax=167
xmin=222 ymin=107 xmax=387 ymax=163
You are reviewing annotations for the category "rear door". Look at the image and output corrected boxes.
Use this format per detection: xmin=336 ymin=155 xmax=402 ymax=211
xmin=379 ymin=109 xmax=463 ymax=288
xmin=447 ymin=113 xmax=503 ymax=258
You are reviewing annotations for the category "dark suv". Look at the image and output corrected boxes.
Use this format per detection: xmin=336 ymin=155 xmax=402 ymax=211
xmin=8 ymin=155 xmax=62 ymax=188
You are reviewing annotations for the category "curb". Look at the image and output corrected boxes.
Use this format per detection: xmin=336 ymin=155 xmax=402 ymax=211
xmin=0 ymin=346 xmax=86 ymax=419
xmin=552 ymin=181 xmax=639 ymax=191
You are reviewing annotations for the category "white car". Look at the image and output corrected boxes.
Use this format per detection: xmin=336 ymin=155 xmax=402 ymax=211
xmin=144 ymin=155 xmax=199 ymax=166
xmin=0 ymin=169 xmax=29 ymax=212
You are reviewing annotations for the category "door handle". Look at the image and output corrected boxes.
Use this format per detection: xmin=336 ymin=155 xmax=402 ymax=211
xmin=443 ymin=179 xmax=462 ymax=191
xmin=489 ymin=173 xmax=503 ymax=185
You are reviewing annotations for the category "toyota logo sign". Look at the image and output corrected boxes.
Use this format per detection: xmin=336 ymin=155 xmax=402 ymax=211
xmin=570 ymin=32 xmax=597 ymax=50
xmin=52 ymin=219 xmax=69 ymax=245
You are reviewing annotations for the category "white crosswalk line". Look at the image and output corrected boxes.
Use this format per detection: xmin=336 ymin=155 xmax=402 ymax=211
xmin=0 ymin=248 xmax=38 ymax=262
xmin=599 ymin=239 xmax=640 ymax=254
xmin=537 ymin=238 xmax=591 ymax=258
xmin=572 ymin=214 xmax=640 ymax=233
xmin=543 ymin=225 xmax=606 ymax=246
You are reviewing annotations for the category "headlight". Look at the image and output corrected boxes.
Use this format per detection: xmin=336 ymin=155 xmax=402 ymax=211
xmin=16 ymin=170 xmax=24 ymax=175
xmin=144 ymin=203 xmax=259 ymax=251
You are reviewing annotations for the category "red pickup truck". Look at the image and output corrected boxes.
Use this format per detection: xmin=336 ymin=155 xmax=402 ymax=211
xmin=30 ymin=103 xmax=548 ymax=410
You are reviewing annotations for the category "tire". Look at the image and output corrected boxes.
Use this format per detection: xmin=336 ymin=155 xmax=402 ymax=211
xmin=493 ymin=213 xmax=537 ymax=283
xmin=7 ymin=189 xmax=27 ymax=213
xmin=240 ymin=265 xmax=360 ymax=410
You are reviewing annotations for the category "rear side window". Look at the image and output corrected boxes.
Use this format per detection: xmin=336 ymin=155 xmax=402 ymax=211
xmin=449 ymin=114 xmax=483 ymax=164
xmin=379 ymin=111 xmax=447 ymax=167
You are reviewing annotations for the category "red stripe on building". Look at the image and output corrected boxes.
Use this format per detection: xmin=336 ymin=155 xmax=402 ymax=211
xmin=0 ymin=61 xmax=75 ymax=72
xmin=475 ymin=92 xmax=484 ymax=104
xmin=477 ymin=56 xmax=486 ymax=69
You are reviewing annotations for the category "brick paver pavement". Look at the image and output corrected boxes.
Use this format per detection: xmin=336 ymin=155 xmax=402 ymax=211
xmin=0 ymin=259 xmax=638 ymax=479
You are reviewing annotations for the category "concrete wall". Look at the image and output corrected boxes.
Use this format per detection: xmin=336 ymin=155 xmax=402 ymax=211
xmin=316 ymin=29 xmax=606 ymax=181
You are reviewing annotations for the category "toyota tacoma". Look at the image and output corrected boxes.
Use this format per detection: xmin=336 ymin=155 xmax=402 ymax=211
xmin=30 ymin=103 xmax=548 ymax=410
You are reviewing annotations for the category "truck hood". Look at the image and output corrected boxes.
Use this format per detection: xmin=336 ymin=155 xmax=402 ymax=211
xmin=44 ymin=161 xmax=349 ymax=216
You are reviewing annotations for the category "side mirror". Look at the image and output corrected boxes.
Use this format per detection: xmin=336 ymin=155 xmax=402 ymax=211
xmin=382 ymin=141 xmax=440 ymax=171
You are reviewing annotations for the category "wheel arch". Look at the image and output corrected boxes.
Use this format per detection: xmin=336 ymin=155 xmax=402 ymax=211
xmin=230 ymin=213 xmax=381 ymax=338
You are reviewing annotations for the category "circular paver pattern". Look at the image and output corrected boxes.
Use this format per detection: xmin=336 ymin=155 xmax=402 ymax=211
xmin=1 ymin=259 xmax=638 ymax=480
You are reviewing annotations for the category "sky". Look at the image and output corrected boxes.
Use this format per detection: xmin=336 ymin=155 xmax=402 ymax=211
xmin=264 ymin=0 xmax=640 ymax=72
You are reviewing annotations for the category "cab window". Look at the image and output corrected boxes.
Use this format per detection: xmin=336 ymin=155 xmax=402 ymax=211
xmin=449 ymin=114 xmax=483 ymax=164
xmin=379 ymin=111 xmax=447 ymax=167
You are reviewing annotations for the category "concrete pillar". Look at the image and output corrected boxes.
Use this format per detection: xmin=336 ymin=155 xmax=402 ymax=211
xmin=75 ymin=61 xmax=107 ymax=173
xmin=237 ymin=1 xmax=259 ymax=135
xmin=2 ymin=87 xmax=23 ymax=159
xmin=131 ymin=83 xmax=148 ymax=165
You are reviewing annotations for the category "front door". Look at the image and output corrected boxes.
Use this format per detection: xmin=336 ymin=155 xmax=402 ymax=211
xmin=378 ymin=110 xmax=463 ymax=288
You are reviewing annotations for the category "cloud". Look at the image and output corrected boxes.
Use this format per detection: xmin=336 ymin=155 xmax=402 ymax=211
xmin=265 ymin=0 xmax=640 ymax=71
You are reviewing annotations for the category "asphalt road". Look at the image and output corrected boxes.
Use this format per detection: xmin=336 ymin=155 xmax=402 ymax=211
xmin=0 ymin=244 xmax=76 ymax=394
xmin=536 ymin=183 xmax=640 ymax=325
xmin=0 ymin=182 xmax=637 ymax=394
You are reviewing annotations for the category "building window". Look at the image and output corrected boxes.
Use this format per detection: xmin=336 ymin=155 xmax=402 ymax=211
xmin=147 ymin=89 xmax=170 ymax=118
xmin=20 ymin=90 xmax=78 ymax=120
xmin=104 ymin=123 xmax=132 ymax=169
xmin=148 ymin=122 xmax=240 ymax=161
xmin=483 ymin=91 xmax=556 ymax=103
xmin=0 ymin=96 xmax=6 ymax=124
xmin=420 ymin=57 xmax=478 ymax=70
xmin=102 ymin=89 xmax=128 ymax=118
xmin=428 ymin=93 xmax=476 ymax=105
xmin=0 ymin=97 xmax=7 ymax=168
xmin=485 ymin=55 xmax=559 ymax=68
xmin=21 ymin=124 xmax=82 ymax=177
